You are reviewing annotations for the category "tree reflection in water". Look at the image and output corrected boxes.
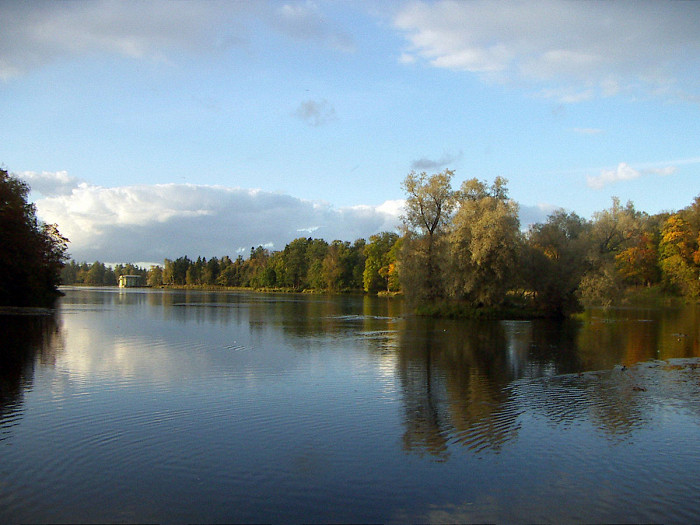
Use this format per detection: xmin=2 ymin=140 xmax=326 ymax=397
xmin=397 ymin=318 xmax=522 ymax=459
xmin=0 ymin=314 xmax=62 ymax=440
xmin=395 ymin=306 xmax=700 ymax=458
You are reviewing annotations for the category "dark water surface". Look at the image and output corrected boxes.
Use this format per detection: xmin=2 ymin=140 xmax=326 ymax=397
xmin=1 ymin=288 xmax=700 ymax=523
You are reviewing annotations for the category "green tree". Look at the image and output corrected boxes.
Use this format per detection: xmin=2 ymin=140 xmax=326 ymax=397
xmin=104 ymin=266 xmax=117 ymax=286
xmin=171 ymin=256 xmax=191 ymax=285
xmin=147 ymin=265 xmax=163 ymax=287
xmin=61 ymin=260 xmax=80 ymax=284
xmin=246 ymin=247 xmax=270 ymax=288
xmin=306 ymin=238 xmax=329 ymax=290
xmin=0 ymin=169 xmax=68 ymax=306
xmin=282 ymin=238 xmax=310 ymax=289
xmin=217 ymin=255 xmax=245 ymax=287
xmin=348 ymin=238 xmax=367 ymax=290
xmin=523 ymin=210 xmax=590 ymax=317
xmin=202 ymin=257 xmax=220 ymax=285
xmin=322 ymin=240 xmax=347 ymax=291
xmin=364 ymin=232 xmax=400 ymax=293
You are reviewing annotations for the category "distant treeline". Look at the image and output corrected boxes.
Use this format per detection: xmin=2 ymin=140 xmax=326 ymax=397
xmin=61 ymin=262 xmax=150 ymax=287
xmin=60 ymin=237 xmax=396 ymax=293
xmin=62 ymin=170 xmax=700 ymax=318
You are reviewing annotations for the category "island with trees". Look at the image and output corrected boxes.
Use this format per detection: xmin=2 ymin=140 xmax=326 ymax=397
xmin=61 ymin=170 xmax=700 ymax=319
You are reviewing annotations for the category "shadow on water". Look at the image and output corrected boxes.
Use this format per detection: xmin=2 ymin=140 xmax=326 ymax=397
xmin=0 ymin=313 xmax=62 ymax=440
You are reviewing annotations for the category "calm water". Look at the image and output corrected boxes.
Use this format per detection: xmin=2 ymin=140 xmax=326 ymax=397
xmin=1 ymin=288 xmax=700 ymax=524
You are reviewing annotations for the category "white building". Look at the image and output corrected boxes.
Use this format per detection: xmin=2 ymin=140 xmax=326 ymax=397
xmin=118 ymin=275 xmax=141 ymax=288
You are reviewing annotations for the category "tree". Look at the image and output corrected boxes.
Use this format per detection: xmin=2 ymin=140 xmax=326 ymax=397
xmin=400 ymin=169 xmax=455 ymax=301
xmin=363 ymin=232 xmax=400 ymax=293
xmin=171 ymin=256 xmax=191 ymax=285
xmin=0 ymin=169 xmax=68 ymax=306
xmin=659 ymin=213 xmax=699 ymax=297
xmin=305 ymin=238 xmax=329 ymax=290
xmin=217 ymin=255 xmax=245 ymax=287
xmin=282 ymin=237 xmax=310 ymax=290
xmin=61 ymin=260 xmax=80 ymax=284
xmin=524 ymin=210 xmax=590 ymax=317
xmin=615 ymin=230 xmax=660 ymax=286
xmin=85 ymin=261 xmax=107 ymax=285
xmin=147 ymin=265 xmax=163 ymax=287
xmin=447 ymin=177 xmax=520 ymax=308
xmin=246 ymin=247 xmax=270 ymax=288
xmin=348 ymin=238 xmax=367 ymax=290
xmin=322 ymin=241 xmax=347 ymax=291
xmin=578 ymin=198 xmax=644 ymax=306
xmin=203 ymin=257 xmax=220 ymax=285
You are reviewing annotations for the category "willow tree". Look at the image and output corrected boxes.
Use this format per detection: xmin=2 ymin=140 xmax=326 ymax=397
xmin=400 ymin=169 xmax=455 ymax=301
xmin=447 ymin=177 xmax=521 ymax=308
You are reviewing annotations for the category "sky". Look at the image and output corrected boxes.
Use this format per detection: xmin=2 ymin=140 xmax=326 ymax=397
xmin=2 ymin=0 xmax=700 ymax=264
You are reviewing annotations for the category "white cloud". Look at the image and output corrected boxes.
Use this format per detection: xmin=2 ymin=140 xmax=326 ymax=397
xmin=646 ymin=166 xmax=677 ymax=177
xmin=0 ymin=1 xmax=353 ymax=79
xmin=586 ymin=162 xmax=677 ymax=189
xmin=587 ymin=163 xmax=640 ymax=190
xmin=0 ymin=1 xmax=243 ymax=79
xmin=31 ymin=182 xmax=402 ymax=263
xmin=394 ymin=0 xmax=700 ymax=102
xmin=18 ymin=170 xmax=84 ymax=197
xmin=273 ymin=2 xmax=355 ymax=52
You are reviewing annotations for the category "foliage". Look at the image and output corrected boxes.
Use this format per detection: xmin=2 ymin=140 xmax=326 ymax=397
xmin=523 ymin=210 xmax=590 ymax=317
xmin=363 ymin=232 xmax=400 ymax=293
xmin=57 ymin=164 xmax=700 ymax=317
xmin=576 ymin=198 xmax=644 ymax=307
xmin=447 ymin=177 xmax=521 ymax=308
xmin=61 ymin=260 xmax=149 ymax=286
xmin=400 ymin=169 xmax=455 ymax=301
xmin=614 ymin=230 xmax=660 ymax=286
xmin=659 ymin=213 xmax=700 ymax=297
xmin=0 ymin=169 xmax=68 ymax=306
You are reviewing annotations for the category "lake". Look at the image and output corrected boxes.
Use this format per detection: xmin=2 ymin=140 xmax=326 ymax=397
xmin=1 ymin=287 xmax=700 ymax=524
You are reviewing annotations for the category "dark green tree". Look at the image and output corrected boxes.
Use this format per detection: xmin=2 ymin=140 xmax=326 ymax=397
xmin=0 ymin=169 xmax=68 ymax=306
xmin=523 ymin=210 xmax=590 ymax=317
xmin=364 ymin=232 xmax=400 ymax=293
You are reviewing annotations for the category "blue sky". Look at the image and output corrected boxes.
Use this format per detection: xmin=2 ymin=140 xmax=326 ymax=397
xmin=2 ymin=0 xmax=699 ymax=263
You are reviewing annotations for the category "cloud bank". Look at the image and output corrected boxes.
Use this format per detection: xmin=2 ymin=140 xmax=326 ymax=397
xmin=0 ymin=1 xmax=354 ymax=80
xmin=394 ymin=0 xmax=700 ymax=102
xmin=23 ymin=173 xmax=402 ymax=263
xmin=19 ymin=170 xmax=86 ymax=197
xmin=18 ymin=171 xmax=557 ymax=262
